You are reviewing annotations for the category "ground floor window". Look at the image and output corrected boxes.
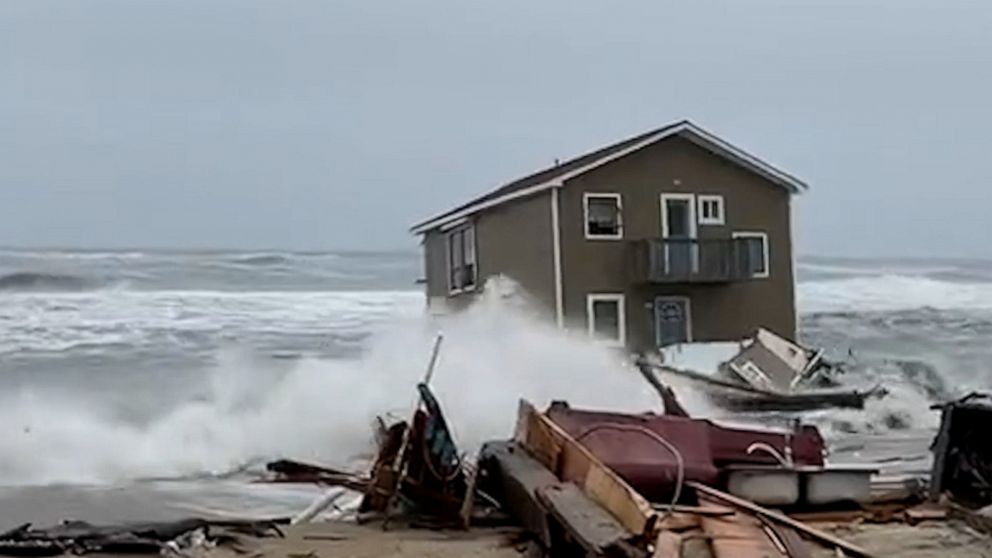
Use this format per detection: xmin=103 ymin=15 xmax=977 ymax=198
xmin=732 ymin=231 xmax=769 ymax=279
xmin=586 ymin=293 xmax=626 ymax=346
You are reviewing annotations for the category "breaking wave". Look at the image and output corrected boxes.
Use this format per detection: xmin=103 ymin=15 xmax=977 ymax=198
xmin=798 ymin=274 xmax=992 ymax=313
xmin=225 ymin=254 xmax=292 ymax=266
xmin=0 ymin=280 xmax=660 ymax=486
xmin=0 ymin=272 xmax=100 ymax=292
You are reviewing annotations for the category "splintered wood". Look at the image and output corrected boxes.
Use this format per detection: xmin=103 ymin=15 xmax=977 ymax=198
xmin=698 ymin=497 xmax=786 ymax=558
xmin=689 ymin=482 xmax=873 ymax=558
xmin=514 ymin=400 xmax=658 ymax=538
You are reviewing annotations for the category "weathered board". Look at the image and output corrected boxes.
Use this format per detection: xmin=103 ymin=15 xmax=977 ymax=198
xmin=698 ymin=497 xmax=783 ymax=558
xmin=514 ymin=399 xmax=659 ymax=539
xmin=689 ymin=482 xmax=873 ymax=558
xmin=478 ymin=440 xmax=558 ymax=547
xmin=537 ymin=483 xmax=644 ymax=558
xmin=652 ymin=531 xmax=683 ymax=558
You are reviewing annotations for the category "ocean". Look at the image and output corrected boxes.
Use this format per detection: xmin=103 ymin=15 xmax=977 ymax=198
xmin=0 ymin=249 xmax=990 ymax=526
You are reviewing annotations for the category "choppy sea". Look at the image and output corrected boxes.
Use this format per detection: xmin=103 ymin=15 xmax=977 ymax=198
xmin=0 ymin=249 xmax=990 ymax=526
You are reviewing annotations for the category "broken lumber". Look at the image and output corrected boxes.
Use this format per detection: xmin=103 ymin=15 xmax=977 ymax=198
xmin=760 ymin=516 xmax=813 ymax=558
xmin=697 ymin=497 xmax=782 ymax=558
xmin=688 ymin=481 xmax=874 ymax=558
xmin=651 ymin=505 xmax=734 ymax=517
xmin=514 ymin=400 xmax=659 ymax=539
xmin=651 ymin=531 xmax=682 ymax=558
xmin=904 ymin=504 xmax=947 ymax=525
xmin=479 ymin=441 xmax=558 ymax=547
xmin=537 ymin=483 xmax=645 ymax=558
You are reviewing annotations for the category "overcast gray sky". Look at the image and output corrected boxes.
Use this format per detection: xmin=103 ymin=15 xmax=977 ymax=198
xmin=1 ymin=1 xmax=990 ymax=257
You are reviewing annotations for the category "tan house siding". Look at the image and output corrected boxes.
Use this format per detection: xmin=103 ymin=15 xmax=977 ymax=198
xmin=423 ymin=192 xmax=557 ymax=313
xmin=558 ymin=135 xmax=796 ymax=350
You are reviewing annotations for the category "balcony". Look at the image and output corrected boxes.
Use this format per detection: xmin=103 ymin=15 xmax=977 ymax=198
xmin=628 ymin=238 xmax=756 ymax=283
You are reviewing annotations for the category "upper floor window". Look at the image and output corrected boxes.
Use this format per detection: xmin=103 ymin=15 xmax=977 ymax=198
xmin=732 ymin=231 xmax=769 ymax=279
xmin=698 ymin=195 xmax=724 ymax=225
xmin=447 ymin=224 xmax=477 ymax=293
xmin=584 ymin=193 xmax=623 ymax=239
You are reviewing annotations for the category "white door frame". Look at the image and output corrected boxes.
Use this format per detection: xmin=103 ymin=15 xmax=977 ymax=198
xmin=659 ymin=193 xmax=698 ymax=273
xmin=654 ymin=295 xmax=692 ymax=347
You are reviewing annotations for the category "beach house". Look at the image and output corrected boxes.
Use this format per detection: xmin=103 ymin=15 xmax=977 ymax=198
xmin=410 ymin=121 xmax=807 ymax=351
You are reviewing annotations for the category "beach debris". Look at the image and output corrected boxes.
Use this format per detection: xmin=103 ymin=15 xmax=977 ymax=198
xmin=688 ymin=482 xmax=874 ymax=558
xmin=355 ymin=334 xmax=480 ymax=528
xmin=263 ymin=459 xmax=369 ymax=492
xmin=930 ymin=392 xmax=992 ymax=507
xmin=634 ymin=360 xmax=690 ymax=417
xmin=474 ymin=400 xmax=909 ymax=557
xmin=0 ymin=519 xmax=284 ymax=557
xmin=508 ymin=400 xmax=659 ymax=555
xmin=722 ymin=328 xmax=830 ymax=392
xmin=291 ymin=488 xmax=349 ymax=525
xmin=643 ymin=332 xmax=883 ymax=412
xmin=543 ymin=401 xmax=826 ymax=502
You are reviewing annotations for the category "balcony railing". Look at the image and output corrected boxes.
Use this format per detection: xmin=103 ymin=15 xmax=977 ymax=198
xmin=628 ymin=238 xmax=756 ymax=283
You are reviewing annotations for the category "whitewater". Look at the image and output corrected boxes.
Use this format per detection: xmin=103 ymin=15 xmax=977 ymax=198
xmin=0 ymin=249 xmax=990 ymax=521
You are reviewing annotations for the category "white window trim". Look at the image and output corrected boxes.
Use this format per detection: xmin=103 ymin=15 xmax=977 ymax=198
xmin=660 ymin=193 xmax=699 ymax=273
xmin=583 ymin=193 xmax=624 ymax=240
xmin=446 ymin=224 xmax=478 ymax=295
xmin=586 ymin=293 xmax=626 ymax=347
xmin=660 ymin=193 xmax=698 ymax=239
xmin=732 ymin=231 xmax=770 ymax=279
xmin=697 ymin=195 xmax=725 ymax=226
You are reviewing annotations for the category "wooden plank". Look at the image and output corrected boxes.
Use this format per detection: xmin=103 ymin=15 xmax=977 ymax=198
xmin=515 ymin=400 xmax=658 ymax=539
xmin=759 ymin=517 xmax=812 ymax=558
xmin=536 ymin=483 xmax=642 ymax=558
xmin=656 ymin=513 xmax=703 ymax=532
xmin=653 ymin=505 xmax=735 ymax=517
xmin=458 ymin=461 xmax=479 ymax=529
xmin=688 ymin=482 xmax=874 ymax=558
xmin=698 ymin=497 xmax=783 ymax=558
xmin=652 ymin=531 xmax=683 ymax=558
xmin=478 ymin=440 xmax=558 ymax=547
xmin=904 ymin=505 xmax=947 ymax=525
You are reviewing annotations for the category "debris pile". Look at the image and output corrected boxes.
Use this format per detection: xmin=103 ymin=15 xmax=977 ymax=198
xmin=235 ymin=336 xmax=992 ymax=556
xmin=4 ymin=333 xmax=991 ymax=558
xmin=647 ymin=329 xmax=884 ymax=412
xmin=0 ymin=519 xmax=283 ymax=557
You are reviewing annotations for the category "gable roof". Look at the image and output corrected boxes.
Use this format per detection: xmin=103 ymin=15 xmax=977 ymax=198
xmin=410 ymin=120 xmax=807 ymax=234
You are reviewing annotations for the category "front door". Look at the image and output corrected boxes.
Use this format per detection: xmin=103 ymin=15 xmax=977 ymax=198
xmin=661 ymin=194 xmax=697 ymax=275
xmin=655 ymin=297 xmax=690 ymax=347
